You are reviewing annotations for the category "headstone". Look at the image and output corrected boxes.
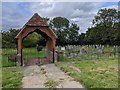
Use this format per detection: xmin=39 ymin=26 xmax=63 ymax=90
xmin=118 ymin=46 xmax=120 ymax=53
xmin=61 ymin=47 xmax=65 ymax=51
xmin=96 ymin=45 xmax=99 ymax=49
xmin=97 ymin=49 xmax=103 ymax=54
xmin=80 ymin=47 xmax=87 ymax=54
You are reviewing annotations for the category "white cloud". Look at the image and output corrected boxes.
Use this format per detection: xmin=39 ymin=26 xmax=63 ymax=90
xmin=71 ymin=17 xmax=80 ymax=22
xmin=2 ymin=2 xmax=30 ymax=31
xmin=2 ymin=2 xmax=118 ymax=33
xmin=29 ymin=2 xmax=104 ymax=33
xmin=2 ymin=0 xmax=119 ymax=2
xmin=101 ymin=5 xmax=118 ymax=10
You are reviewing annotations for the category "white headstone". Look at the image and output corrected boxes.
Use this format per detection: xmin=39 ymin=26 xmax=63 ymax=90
xmin=61 ymin=47 xmax=65 ymax=51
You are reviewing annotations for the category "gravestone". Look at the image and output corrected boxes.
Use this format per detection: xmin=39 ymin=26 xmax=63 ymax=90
xmin=61 ymin=47 xmax=65 ymax=51
xmin=80 ymin=47 xmax=87 ymax=54
xmin=97 ymin=49 xmax=104 ymax=54
xmin=118 ymin=46 xmax=120 ymax=53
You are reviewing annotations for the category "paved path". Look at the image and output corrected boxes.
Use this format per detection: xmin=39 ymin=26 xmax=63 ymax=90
xmin=22 ymin=64 xmax=83 ymax=88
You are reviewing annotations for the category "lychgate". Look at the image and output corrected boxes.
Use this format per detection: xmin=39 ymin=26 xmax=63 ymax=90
xmin=15 ymin=13 xmax=56 ymax=66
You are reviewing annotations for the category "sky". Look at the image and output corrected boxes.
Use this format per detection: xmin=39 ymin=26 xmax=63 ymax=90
xmin=1 ymin=1 xmax=118 ymax=33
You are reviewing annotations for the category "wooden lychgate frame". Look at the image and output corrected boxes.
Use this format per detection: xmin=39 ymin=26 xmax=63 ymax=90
xmin=15 ymin=13 xmax=56 ymax=66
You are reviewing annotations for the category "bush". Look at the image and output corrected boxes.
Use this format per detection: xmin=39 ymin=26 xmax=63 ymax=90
xmin=37 ymin=46 xmax=43 ymax=52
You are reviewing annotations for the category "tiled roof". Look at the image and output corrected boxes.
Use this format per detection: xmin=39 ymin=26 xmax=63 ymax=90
xmin=25 ymin=13 xmax=49 ymax=26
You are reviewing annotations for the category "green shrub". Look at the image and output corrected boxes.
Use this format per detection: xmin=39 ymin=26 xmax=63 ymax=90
xmin=37 ymin=46 xmax=43 ymax=52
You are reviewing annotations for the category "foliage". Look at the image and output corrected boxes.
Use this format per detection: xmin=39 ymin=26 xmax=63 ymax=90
xmin=50 ymin=17 xmax=80 ymax=45
xmin=23 ymin=32 xmax=40 ymax=48
xmin=37 ymin=37 xmax=46 ymax=46
xmin=2 ymin=29 xmax=19 ymax=48
xmin=36 ymin=45 xmax=43 ymax=52
xmin=67 ymin=23 xmax=79 ymax=44
xmin=51 ymin=16 xmax=69 ymax=29
xmin=2 ymin=28 xmax=46 ymax=48
xmin=2 ymin=8 xmax=119 ymax=48
xmin=84 ymin=8 xmax=119 ymax=45
xmin=49 ymin=8 xmax=119 ymax=46
xmin=50 ymin=17 xmax=69 ymax=45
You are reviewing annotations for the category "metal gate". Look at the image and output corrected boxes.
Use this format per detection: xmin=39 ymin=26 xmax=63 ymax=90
xmin=22 ymin=47 xmax=51 ymax=66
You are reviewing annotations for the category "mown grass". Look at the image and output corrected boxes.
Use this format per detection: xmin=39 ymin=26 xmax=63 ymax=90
xmin=2 ymin=66 xmax=23 ymax=88
xmin=23 ymin=48 xmax=46 ymax=60
xmin=56 ymin=54 xmax=118 ymax=89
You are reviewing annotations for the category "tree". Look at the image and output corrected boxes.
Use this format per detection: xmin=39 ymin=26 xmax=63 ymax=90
xmin=52 ymin=17 xmax=69 ymax=30
xmin=68 ymin=23 xmax=79 ymax=45
xmin=2 ymin=29 xmax=43 ymax=48
xmin=2 ymin=28 xmax=20 ymax=48
xmin=50 ymin=17 xmax=81 ymax=45
xmin=23 ymin=32 xmax=40 ymax=48
xmin=78 ymin=33 xmax=86 ymax=45
xmin=50 ymin=17 xmax=70 ymax=45
xmin=84 ymin=8 xmax=119 ymax=45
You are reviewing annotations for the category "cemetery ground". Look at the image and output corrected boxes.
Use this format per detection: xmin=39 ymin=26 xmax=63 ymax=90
xmin=56 ymin=56 xmax=118 ymax=88
xmin=2 ymin=46 xmax=119 ymax=89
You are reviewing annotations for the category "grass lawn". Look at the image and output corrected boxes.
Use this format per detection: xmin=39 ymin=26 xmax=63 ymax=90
xmin=23 ymin=48 xmax=46 ymax=60
xmin=2 ymin=47 xmax=118 ymax=89
xmin=2 ymin=66 xmax=23 ymax=88
xmin=55 ymin=54 xmax=118 ymax=89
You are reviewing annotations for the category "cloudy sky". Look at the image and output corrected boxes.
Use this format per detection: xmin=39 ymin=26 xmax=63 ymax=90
xmin=2 ymin=2 xmax=118 ymax=33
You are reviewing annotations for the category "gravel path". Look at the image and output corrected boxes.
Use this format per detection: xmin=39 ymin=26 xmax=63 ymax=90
xmin=22 ymin=64 xmax=84 ymax=88
xmin=22 ymin=65 xmax=47 ymax=88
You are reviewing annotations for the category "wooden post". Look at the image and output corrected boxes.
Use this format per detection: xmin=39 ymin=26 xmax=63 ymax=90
xmin=21 ymin=38 xmax=23 ymax=66
xmin=21 ymin=48 xmax=23 ymax=66
xmin=53 ymin=48 xmax=54 ymax=63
